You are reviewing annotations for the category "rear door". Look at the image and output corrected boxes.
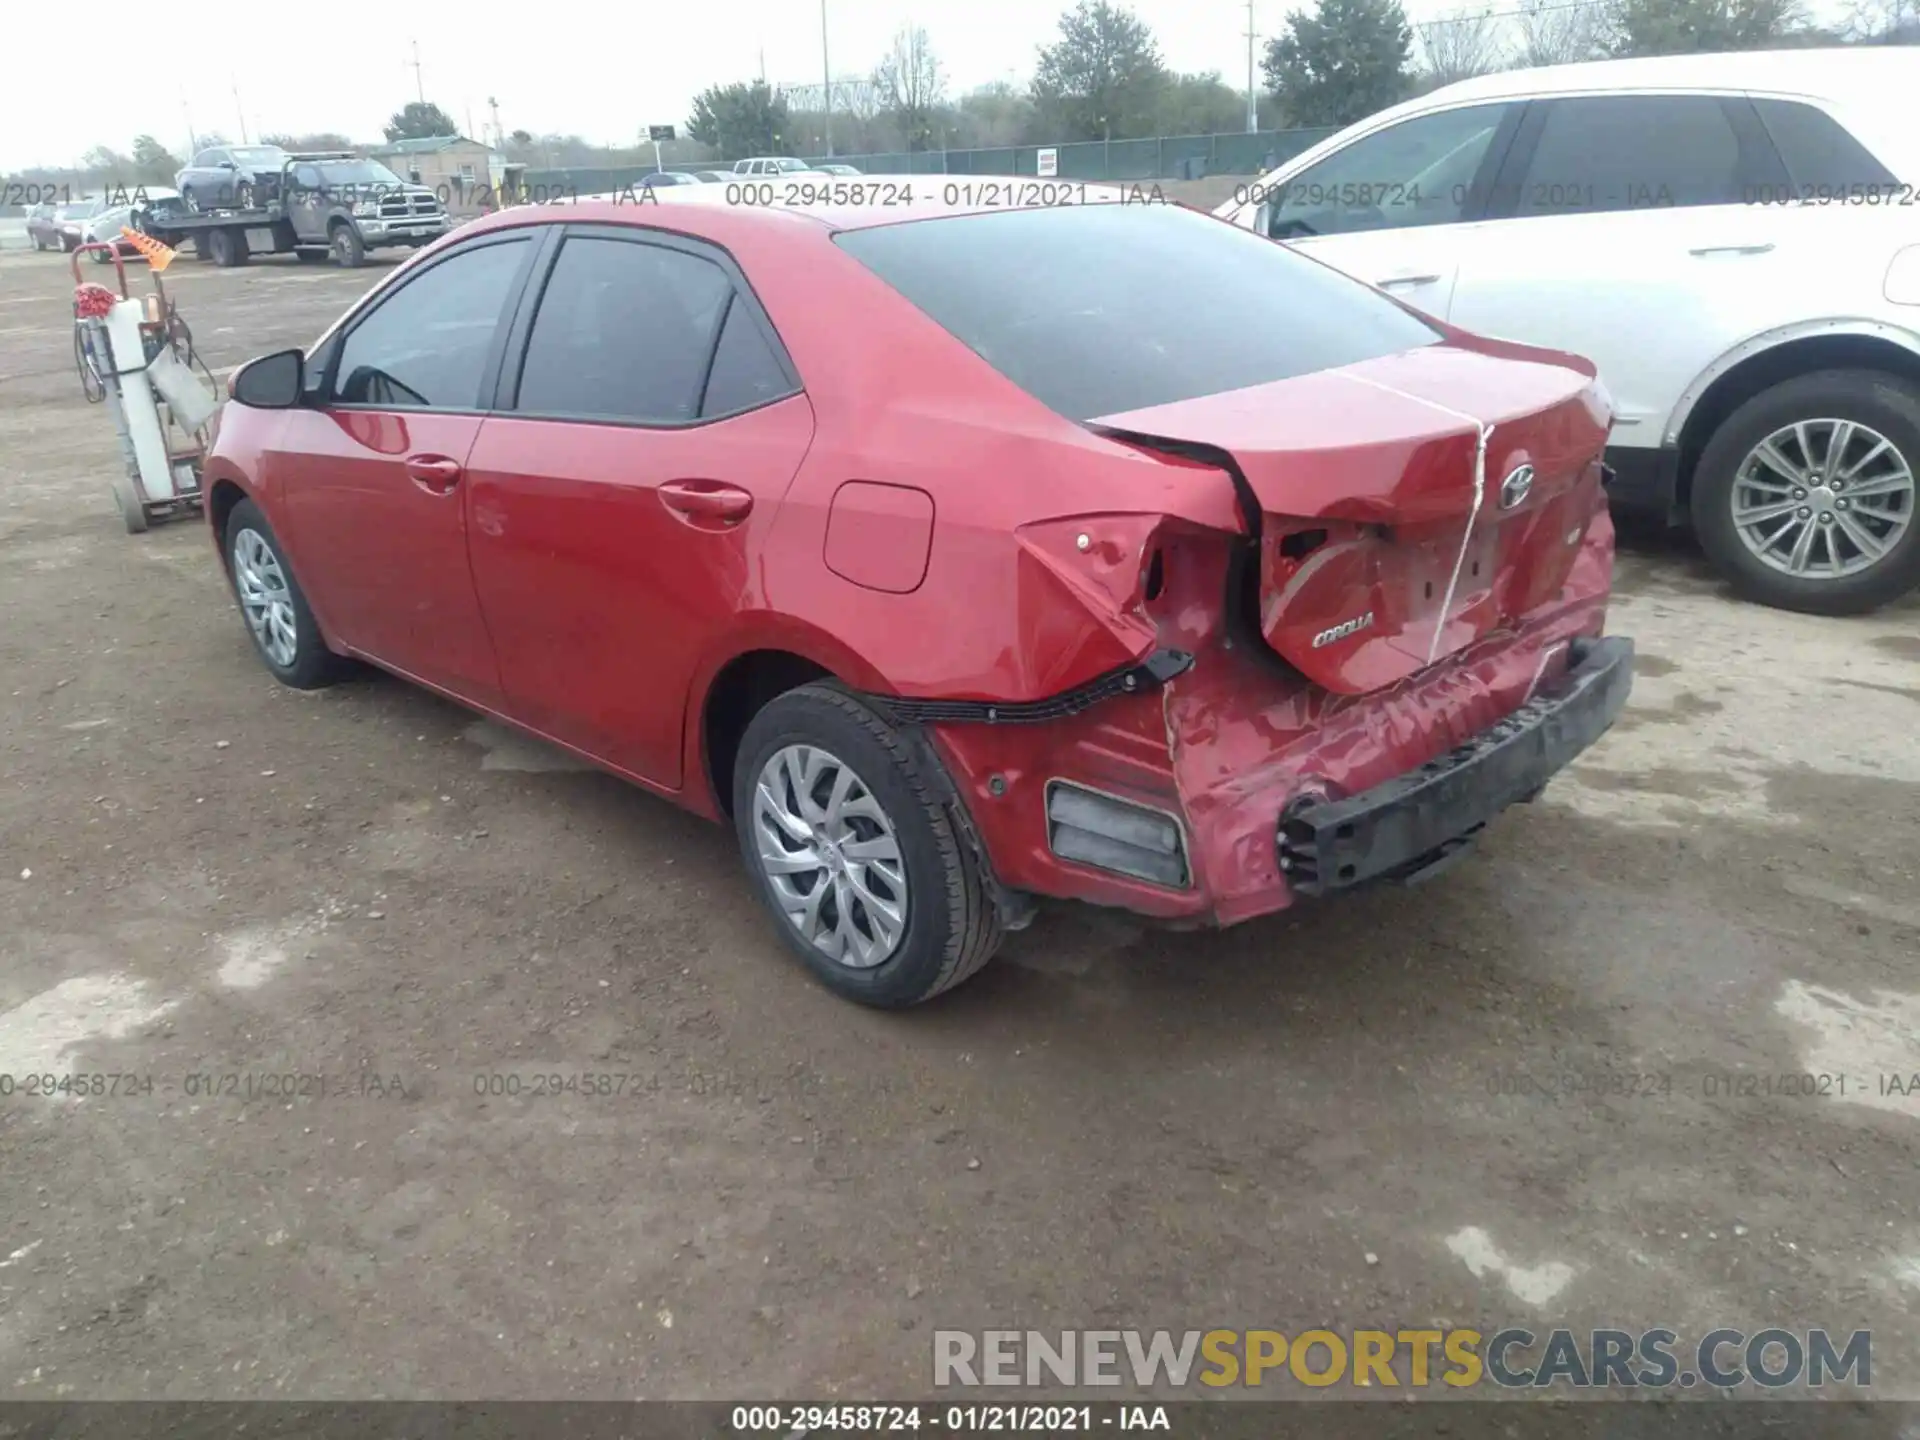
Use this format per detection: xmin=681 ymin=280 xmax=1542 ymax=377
xmin=274 ymin=231 xmax=541 ymax=704
xmin=463 ymin=225 xmax=814 ymax=787
xmin=1444 ymin=92 xmax=1793 ymax=445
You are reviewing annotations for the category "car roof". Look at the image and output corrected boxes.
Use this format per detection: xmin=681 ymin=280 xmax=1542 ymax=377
xmin=1419 ymin=46 xmax=1916 ymax=107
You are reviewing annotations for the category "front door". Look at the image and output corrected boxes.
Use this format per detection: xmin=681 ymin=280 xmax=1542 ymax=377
xmin=1231 ymin=101 xmax=1525 ymax=319
xmin=274 ymin=233 xmax=540 ymax=704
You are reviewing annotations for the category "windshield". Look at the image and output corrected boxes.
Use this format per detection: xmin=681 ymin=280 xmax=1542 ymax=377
xmin=836 ymin=203 xmax=1440 ymax=420
xmin=313 ymin=160 xmax=404 ymax=186
xmin=773 ymin=158 xmax=809 ymax=173
xmin=231 ymin=147 xmax=287 ymax=166
xmin=60 ymin=200 xmax=103 ymax=219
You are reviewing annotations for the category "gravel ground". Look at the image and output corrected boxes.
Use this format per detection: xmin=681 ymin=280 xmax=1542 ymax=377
xmin=1 ymin=242 xmax=1918 ymax=1408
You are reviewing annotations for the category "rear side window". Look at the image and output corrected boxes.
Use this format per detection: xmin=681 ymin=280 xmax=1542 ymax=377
xmin=516 ymin=236 xmax=736 ymax=423
xmin=1752 ymin=98 xmax=1900 ymax=189
xmin=700 ymin=298 xmax=794 ymax=417
xmin=334 ymin=238 xmax=529 ymax=408
xmin=835 ymin=203 xmax=1440 ymax=420
xmin=1516 ymin=96 xmax=1752 ymax=214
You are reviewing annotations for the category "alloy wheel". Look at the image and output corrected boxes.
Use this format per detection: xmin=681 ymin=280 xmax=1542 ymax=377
xmin=231 ymin=527 xmax=298 ymax=668
xmin=1730 ymin=418 xmax=1914 ymax=579
xmin=752 ymin=743 xmax=909 ymax=968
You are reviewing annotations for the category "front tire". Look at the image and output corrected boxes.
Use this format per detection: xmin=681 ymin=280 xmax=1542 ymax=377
xmin=1691 ymin=369 xmax=1920 ymax=615
xmin=224 ymin=499 xmax=344 ymax=689
xmin=330 ymin=223 xmax=366 ymax=268
xmin=733 ymin=684 xmax=1003 ymax=1007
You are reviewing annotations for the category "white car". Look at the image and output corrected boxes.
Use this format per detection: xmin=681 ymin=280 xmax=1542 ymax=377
xmin=1217 ymin=48 xmax=1920 ymax=614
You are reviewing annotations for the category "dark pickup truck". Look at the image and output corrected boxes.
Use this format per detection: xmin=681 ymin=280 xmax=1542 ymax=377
xmin=141 ymin=152 xmax=454 ymax=267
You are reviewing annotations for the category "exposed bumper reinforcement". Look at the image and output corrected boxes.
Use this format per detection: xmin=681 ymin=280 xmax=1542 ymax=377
xmin=1277 ymin=635 xmax=1634 ymax=895
xmin=865 ymin=648 xmax=1193 ymax=726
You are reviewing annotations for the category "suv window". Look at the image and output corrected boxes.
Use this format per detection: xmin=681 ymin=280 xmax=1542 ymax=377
xmin=1515 ymin=95 xmax=1752 ymax=215
xmin=515 ymin=236 xmax=737 ymax=423
xmin=334 ymin=238 xmax=530 ymax=409
xmin=1751 ymin=97 xmax=1899 ymax=191
xmin=838 ymin=203 xmax=1440 ymax=421
xmin=1264 ymin=103 xmax=1514 ymax=239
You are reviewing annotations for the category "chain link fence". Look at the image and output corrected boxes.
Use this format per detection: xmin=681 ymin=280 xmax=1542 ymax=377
xmin=519 ymin=126 xmax=1335 ymax=197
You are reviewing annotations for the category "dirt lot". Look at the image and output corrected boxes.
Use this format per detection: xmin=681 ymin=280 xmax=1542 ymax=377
xmin=1 ymin=241 xmax=1919 ymax=1410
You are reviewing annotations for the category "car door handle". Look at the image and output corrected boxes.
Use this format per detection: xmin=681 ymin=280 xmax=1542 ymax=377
xmin=659 ymin=480 xmax=753 ymax=522
xmin=1376 ymin=272 xmax=1442 ymax=290
xmin=1688 ymin=243 xmax=1775 ymax=257
xmin=404 ymin=455 xmax=463 ymax=494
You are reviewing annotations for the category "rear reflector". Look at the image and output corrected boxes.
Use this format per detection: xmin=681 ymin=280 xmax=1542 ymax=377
xmin=1046 ymin=781 xmax=1189 ymax=888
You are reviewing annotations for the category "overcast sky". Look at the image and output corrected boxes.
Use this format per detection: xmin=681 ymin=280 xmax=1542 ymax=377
xmin=2 ymin=0 xmax=1857 ymax=171
xmin=6 ymin=0 xmax=1502 ymax=171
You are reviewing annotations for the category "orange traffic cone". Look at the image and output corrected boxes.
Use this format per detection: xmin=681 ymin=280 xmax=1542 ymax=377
xmin=120 ymin=228 xmax=177 ymax=272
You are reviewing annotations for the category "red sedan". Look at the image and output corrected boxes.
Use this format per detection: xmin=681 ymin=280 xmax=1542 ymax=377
xmin=205 ymin=189 xmax=1633 ymax=1007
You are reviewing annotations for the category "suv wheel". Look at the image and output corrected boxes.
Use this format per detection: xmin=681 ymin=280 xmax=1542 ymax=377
xmin=224 ymin=499 xmax=346 ymax=690
xmin=1691 ymin=369 xmax=1920 ymax=615
xmin=330 ymin=223 xmax=366 ymax=268
xmin=732 ymin=683 xmax=1004 ymax=1007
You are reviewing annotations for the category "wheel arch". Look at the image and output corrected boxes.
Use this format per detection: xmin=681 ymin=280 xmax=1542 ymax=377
xmin=1667 ymin=321 xmax=1920 ymax=507
xmin=687 ymin=620 xmax=895 ymax=820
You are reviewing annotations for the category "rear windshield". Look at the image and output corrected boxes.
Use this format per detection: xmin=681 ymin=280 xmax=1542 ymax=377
xmin=835 ymin=203 xmax=1441 ymax=419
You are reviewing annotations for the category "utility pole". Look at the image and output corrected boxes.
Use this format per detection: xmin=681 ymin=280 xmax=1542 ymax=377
xmin=488 ymin=96 xmax=504 ymax=150
xmin=820 ymin=0 xmax=834 ymax=157
xmin=232 ymin=80 xmax=249 ymax=142
xmin=1245 ymin=0 xmax=1259 ymax=133
xmin=407 ymin=40 xmax=425 ymax=104
xmin=182 ymin=96 xmax=197 ymax=154
xmin=759 ymin=47 xmax=767 ymax=84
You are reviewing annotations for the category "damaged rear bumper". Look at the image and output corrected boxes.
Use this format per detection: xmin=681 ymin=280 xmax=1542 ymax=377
xmin=1276 ymin=635 xmax=1634 ymax=894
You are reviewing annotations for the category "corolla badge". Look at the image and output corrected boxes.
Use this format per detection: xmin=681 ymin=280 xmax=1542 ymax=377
xmin=1499 ymin=463 xmax=1536 ymax=509
xmin=1311 ymin=611 xmax=1374 ymax=648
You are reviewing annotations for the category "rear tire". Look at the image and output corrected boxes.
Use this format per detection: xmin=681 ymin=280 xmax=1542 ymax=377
xmin=329 ymin=222 xmax=366 ymax=268
xmin=1691 ymin=369 xmax=1920 ymax=615
xmin=224 ymin=498 xmax=345 ymax=690
xmin=207 ymin=227 xmax=248 ymax=267
xmin=732 ymin=683 xmax=1003 ymax=1008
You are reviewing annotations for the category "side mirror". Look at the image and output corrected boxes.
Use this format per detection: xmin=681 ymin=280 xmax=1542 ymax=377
xmin=230 ymin=349 xmax=304 ymax=408
xmin=219 ymin=159 xmax=236 ymax=169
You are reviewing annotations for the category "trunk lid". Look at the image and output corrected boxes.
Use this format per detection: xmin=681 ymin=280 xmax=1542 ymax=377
xmin=1093 ymin=343 xmax=1611 ymax=695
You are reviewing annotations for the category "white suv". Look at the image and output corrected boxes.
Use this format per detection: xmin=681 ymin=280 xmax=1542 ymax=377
xmin=1217 ymin=48 xmax=1920 ymax=614
xmin=732 ymin=157 xmax=812 ymax=176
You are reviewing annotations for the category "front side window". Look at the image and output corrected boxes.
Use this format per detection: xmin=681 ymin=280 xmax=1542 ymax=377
xmin=838 ymin=203 xmax=1441 ymax=421
xmin=333 ymin=238 xmax=530 ymax=409
xmin=515 ymin=236 xmax=736 ymax=423
xmin=1265 ymin=104 xmax=1514 ymax=239
xmin=1516 ymin=95 xmax=1748 ymax=215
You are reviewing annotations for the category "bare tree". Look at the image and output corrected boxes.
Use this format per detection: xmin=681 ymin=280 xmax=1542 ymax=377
xmin=1845 ymin=0 xmax=1920 ymax=38
xmin=1416 ymin=8 xmax=1508 ymax=82
xmin=1516 ymin=0 xmax=1607 ymax=64
xmin=873 ymin=26 xmax=946 ymax=151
